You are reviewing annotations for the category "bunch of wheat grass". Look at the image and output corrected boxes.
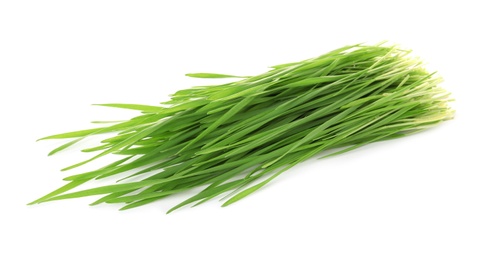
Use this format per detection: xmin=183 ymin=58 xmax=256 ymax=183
xmin=30 ymin=43 xmax=454 ymax=212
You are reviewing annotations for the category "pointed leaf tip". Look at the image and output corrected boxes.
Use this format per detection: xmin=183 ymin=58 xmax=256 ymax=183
xmin=186 ymin=73 xmax=248 ymax=79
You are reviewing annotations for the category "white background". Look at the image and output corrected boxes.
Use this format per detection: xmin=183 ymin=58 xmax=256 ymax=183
xmin=1 ymin=1 xmax=477 ymax=259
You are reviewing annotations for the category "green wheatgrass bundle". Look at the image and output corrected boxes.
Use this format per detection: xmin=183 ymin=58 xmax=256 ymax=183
xmin=31 ymin=43 xmax=454 ymax=212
